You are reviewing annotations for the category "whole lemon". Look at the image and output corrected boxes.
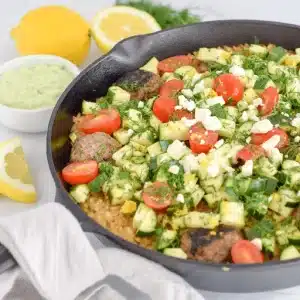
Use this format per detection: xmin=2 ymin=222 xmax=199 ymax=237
xmin=11 ymin=6 xmax=91 ymax=66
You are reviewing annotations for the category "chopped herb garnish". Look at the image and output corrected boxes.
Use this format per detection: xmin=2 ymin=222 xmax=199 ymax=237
xmin=209 ymin=103 xmax=226 ymax=119
xmin=246 ymin=219 xmax=275 ymax=240
xmin=268 ymin=46 xmax=286 ymax=62
xmin=88 ymin=162 xmax=114 ymax=193
xmin=253 ymin=76 xmax=270 ymax=90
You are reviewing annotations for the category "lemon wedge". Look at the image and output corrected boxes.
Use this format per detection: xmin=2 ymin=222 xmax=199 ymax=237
xmin=0 ymin=137 xmax=36 ymax=203
xmin=91 ymin=6 xmax=161 ymax=53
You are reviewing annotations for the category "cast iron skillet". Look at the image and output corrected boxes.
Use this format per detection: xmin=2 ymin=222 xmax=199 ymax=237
xmin=46 ymin=20 xmax=300 ymax=293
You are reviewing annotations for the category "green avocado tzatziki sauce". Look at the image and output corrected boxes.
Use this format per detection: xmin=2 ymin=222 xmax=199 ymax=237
xmin=0 ymin=64 xmax=74 ymax=109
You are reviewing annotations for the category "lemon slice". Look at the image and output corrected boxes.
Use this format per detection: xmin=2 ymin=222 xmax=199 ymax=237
xmin=91 ymin=6 xmax=161 ymax=53
xmin=0 ymin=137 xmax=36 ymax=203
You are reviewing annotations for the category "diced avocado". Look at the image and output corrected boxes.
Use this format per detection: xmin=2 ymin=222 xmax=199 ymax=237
xmin=175 ymin=66 xmax=197 ymax=78
xmin=156 ymin=230 xmax=178 ymax=250
xmin=140 ymin=57 xmax=159 ymax=74
xmin=219 ymin=118 xmax=236 ymax=138
xmin=197 ymin=47 xmax=231 ymax=65
xmin=184 ymin=211 xmax=220 ymax=229
xmin=163 ymin=248 xmax=187 ymax=259
xmin=69 ymin=184 xmax=90 ymax=203
xmin=108 ymin=86 xmax=131 ymax=106
xmin=159 ymin=121 xmax=189 ymax=141
xmin=112 ymin=145 xmax=133 ymax=162
xmin=220 ymin=201 xmax=245 ymax=228
xmin=120 ymin=200 xmax=137 ymax=215
xmin=147 ymin=142 xmax=163 ymax=158
xmin=249 ymin=44 xmax=268 ymax=57
xmin=69 ymin=132 xmax=77 ymax=143
xmin=109 ymin=183 xmax=134 ymax=205
xmin=131 ymin=130 xmax=155 ymax=146
xmin=113 ymin=128 xmax=134 ymax=145
xmin=243 ymin=88 xmax=258 ymax=103
xmin=149 ymin=113 xmax=162 ymax=132
xmin=82 ymin=100 xmax=100 ymax=115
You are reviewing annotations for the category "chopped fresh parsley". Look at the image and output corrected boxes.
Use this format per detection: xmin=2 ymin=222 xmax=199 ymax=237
xmin=245 ymin=193 xmax=269 ymax=219
xmin=209 ymin=103 xmax=226 ymax=119
xmin=88 ymin=162 xmax=114 ymax=193
xmin=268 ymin=46 xmax=286 ymax=62
xmin=246 ymin=219 xmax=275 ymax=240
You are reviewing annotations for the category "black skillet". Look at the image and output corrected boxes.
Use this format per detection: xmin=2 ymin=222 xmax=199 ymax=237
xmin=43 ymin=20 xmax=300 ymax=293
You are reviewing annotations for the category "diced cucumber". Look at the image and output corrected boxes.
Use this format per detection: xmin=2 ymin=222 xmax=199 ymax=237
xmin=224 ymin=106 xmax=239 ymax=121
xmin=163 ymin=248 xmax=187 ymax=259
xmin=197 ymin=47 xmax=230 ymax=65
xmin=183 ymin=173 xmax=198 ymax=193
xmin=235 ymin=121 xmax=254 ymax=143
xmin=269 ymin=192 xmax=293 ymax=218
xmin=129 ymin=141 xmax=148 ymax=153
xmin=108 ymin=86 xmax=131 ymax=106
xmin=175 ymin=66 xmax=197 ymax=78
xmin=204 ymin=192 xmax=226 ymax=208
xmin=113 ymin=128 xmax=133 ymax=145
xmin=279 ymin=189 xmax=299 ymax=208
xmin=127 ymin=109 xmax=147 ymax=131
xmin=69 ymin=132 xmax=77 ymax=143
xmin=82 ymin=100 xmax=100 ymax=114
xmin=156 ymin=153 xmax=172 ymax=166
xmin=191 ymin=187 xmax=205 ymax=207
xmin=156 ymin=230 xmax=177 ymax=250
xmin=131 ymin=130 xmax=155 ymax=146
xmin=219 ymin=118 xmax=236 ymax=138
xmin=280 ymin=245 xmax=300 ymax=261
xmin=159 ymin=121 xmax=189 ymax=141
xmin=146 ymin=97 xmax=156 ymax=109
xmin=69 ymin=184 xmax=90 ymax=203
xmin=121 ymin=160 xmax=149 ymax=182
xmin=154 ymin=166 xmax=169 ymax=182
xmin=249 ymin=44 xmax=268 ymax=57
xmin=200 ymin=175 xmax=224 ymax=194
xmin=243 ymin=88 xmax=258 ymax=103
xmin=149 ymin=113 xmax=162 ymax=131
xmin=140 ymin=57 xmax=159 ymax=74
xmin=220 ymin=201 xmax=245 ymax=228
xmin=231 ymin=54 xmax=244 ymax=66
xmin=133 ymin=203 xmax=157 ymax=235
xmin=162 ymin=72 xmax=177 ymax=82
xmin=109 ymin=183 xmax=134 ymax=205
xmin=147 ymin=142 xmax=163 ymax=158
xmin=134 ymin=190 xmax=142 ymax=201
xmin=282 ymin=160 xmax=300 ymax=170
xmin=237 ymin=100 xmax=248 ymax=112
xmin=288 ymin=232 xmax=300 ymax=246
xmin=171 ymin=216 xmax=186 ymax=230
xmin=112 ymin=145 xmax=133 ymax=163
xmin=184 ymin=211 xmax=220 ymax=229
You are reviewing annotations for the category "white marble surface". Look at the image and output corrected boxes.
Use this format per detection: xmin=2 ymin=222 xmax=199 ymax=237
xmin=0 ymin=0 xmax=300 ymax=299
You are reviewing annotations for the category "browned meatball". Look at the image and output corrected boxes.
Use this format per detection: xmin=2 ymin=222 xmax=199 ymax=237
xmin=71 ymin=132 xmax=121 ymax=163
xmin=114 ymin=69 xmax=161 ymax=100
xmin=181 ymin=226 xmax=243 ymax=263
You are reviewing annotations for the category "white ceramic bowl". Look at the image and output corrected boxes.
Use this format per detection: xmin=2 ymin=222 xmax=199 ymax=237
xmin=0 ymin=55 xmax=80 ymax=133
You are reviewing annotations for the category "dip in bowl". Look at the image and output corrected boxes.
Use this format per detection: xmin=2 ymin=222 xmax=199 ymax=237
xmin=0 ymin=55 xmax=80 ymax=132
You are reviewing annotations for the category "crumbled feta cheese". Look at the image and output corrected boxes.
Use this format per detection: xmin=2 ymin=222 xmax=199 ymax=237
xmin=192 ymin=73 xmax=202 ymax=87
xmin=207 ymin=162 xmax=220 ymax=178
xmin=241 ymin=160 xmax=253 ymax=177
xmin=138 ymin=101 xmax=144 ymax=108
xmin=241 ymin=111 xmax=249 ymax=122
xmin=175 ymin=105 xmax=182 ymax=110
xmin=253 ymin=98 xmax=263 ymax=107
xmin=214 ymin=139 xmax=224 ymax=149
xmin=181 ymin=117 xmax=197 ymax=128
xmin=127 ymin=129 xmax=134 ymax=136
xmin=176 ymin=194 xmax=185 ymax=203
xmin=193 ymin=80 xmax=205 ymax=94
xmin=195 ymin=108 xmax=211 ymax=122
xmin=178 ymin=95 xmax=196 ymax=111
xmin=292 ymin=117 xmax=300 ymax=128
xmin=251 ymin=238 xmax=263 ymax=251
xmin=297 ymin=113 xmax=300 ymax=118
xmin=229 ymin=65 xmax=246 ymax=77
xmin=167 ymin=140 xmax=188 ymax=160
xmin=202 ymin=116 xmax=222 ymax=131
xmin=295 ymin=136 xmax=300 ymax=143
xmin=251 ymin=119 xmax=273 ymax=133
xmin=181 ymin=89 xmax=193 ymax=98
xmin=206 ymin=96 xmax=225 ymax=107
xmin=248 ymin=104 xmax=255 ymax=110
xmin=261 ymin=135 xmax=280 ymax=154
xmin=180 ymin=154 xmax=199 ymax=173
xmin=168 ymin=165 xmax=180 ymax=174
xmin=269 ymin=148 xmax=283 ymax=164
xmin=197 ymin=153 xmax=207 ymax=162
xmin=246 ymin=137 xmax=251 ymax=144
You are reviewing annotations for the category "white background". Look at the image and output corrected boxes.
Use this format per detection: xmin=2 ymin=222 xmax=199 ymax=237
xmin=0 ymin=0 xmax=300 ymax=299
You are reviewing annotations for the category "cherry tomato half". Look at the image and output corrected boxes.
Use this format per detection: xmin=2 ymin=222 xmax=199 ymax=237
xmin=251 ymin=128 xmax=289 ymax=149
xmin=231 ymin=240 xmax=264 ymax=264
xmin=171 ymin=109 xmax=194 ymax=121
xmin=236 ymin=144 xmax=266 ymax=162
xmin=62 ymin=161 xmax=98 ymax=185
xmin=259 ymin=87 xmax=279 ymax=116
xmin=157 ymin=55 xmax=194 ymax=73
xmin=153 ymin=97 xmax=176 ymax=123
xmin=214 ymin=73 xmax=244 ymax=104
xmin=142 ymin=181 xmax=173 ymax=211
xmin=159 ymin=79 xmax=184 ymax=98
xmin=189 ymin=123 xmax=219 ymax=154
xmin=81 ymin=109 xmax=121 ymax=135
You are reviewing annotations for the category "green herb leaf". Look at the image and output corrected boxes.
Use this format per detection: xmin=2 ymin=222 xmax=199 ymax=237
xmin=88 ymin=162 xmax=114 ymax=193
xmin=209 ymin=103 xmax=226 ymax=119
xmin=246 ymin=219 xmax=275 ymax=240
xmin=268 ymin=46 xmax=286 ymax=62
xmin=245 ymin=193 xmax=269 ymax=219
xmin=253 ymin=76 xmax=269 ymax=90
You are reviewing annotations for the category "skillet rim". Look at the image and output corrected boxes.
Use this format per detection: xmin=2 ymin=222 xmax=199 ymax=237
xmin=47 ymin=19 xmax=300 ymax=270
